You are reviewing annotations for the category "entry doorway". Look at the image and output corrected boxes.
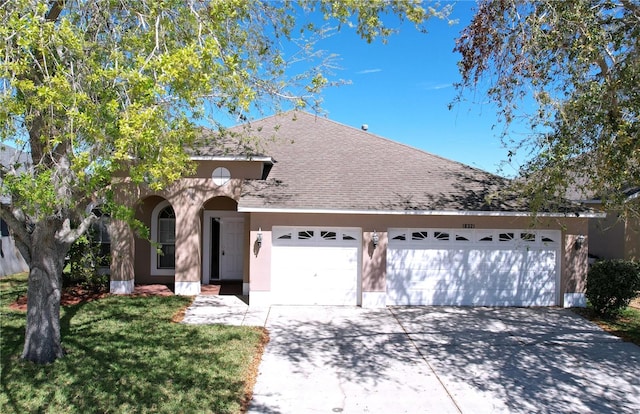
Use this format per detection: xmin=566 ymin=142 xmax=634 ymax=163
xmin=202 ymin=211 xmax=245 ymax=284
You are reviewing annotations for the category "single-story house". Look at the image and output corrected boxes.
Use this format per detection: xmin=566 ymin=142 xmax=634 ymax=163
xmin=0 ymin=146 xmax=29 ymax=277
xmin=109 ymin=111 xmax=595 ymax=308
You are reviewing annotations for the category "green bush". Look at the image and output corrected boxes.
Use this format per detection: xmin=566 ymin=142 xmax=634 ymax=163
xmin=586 ymin=260 xmax=640 ymax=316
xmin=63 ymin=234 xmax=109 ymax=291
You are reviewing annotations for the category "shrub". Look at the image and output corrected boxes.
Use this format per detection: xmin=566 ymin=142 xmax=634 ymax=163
xmin=63 ymin=234 xmax=109 ymax=291
xmin=586 ymin=260 xmax=640 ymax=316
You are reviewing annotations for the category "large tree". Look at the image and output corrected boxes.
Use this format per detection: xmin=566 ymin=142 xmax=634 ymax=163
xmin=455 ymin=0 xmax=639 ymax=214
xmin=0 ymin=0 xmax=448 ymax=364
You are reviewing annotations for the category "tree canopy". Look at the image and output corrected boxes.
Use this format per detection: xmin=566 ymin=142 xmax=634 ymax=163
xmin=0 ymin=0 xmax=447 ymax=364
xmin=455 ymin=0 xmax=639 ymax=215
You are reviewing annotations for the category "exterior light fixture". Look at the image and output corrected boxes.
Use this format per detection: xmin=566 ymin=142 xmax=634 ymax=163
xmin=256 ymin=228 xmax=263 ymax=247
xmin=372 ymin=230 xmax=379 ymax=248
xmin=575 ymin=235 xmax=586 ymax=249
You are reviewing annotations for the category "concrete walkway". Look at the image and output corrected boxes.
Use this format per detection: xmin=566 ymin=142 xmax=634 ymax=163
xmin=182 ymin=295 xmax=269 ymax=326
xmin=182 ymin=298 xmax=640 ymax=413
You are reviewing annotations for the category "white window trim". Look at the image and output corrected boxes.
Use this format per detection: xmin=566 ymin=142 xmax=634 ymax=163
xmin=212 ymin=167 xmax=231 ymax=186
xmin=150 ymin=200 xmax=175 ymax=276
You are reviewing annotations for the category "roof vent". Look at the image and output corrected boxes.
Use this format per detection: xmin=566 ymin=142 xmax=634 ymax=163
xmin=361 ymin=124 xmax=368 ymax=131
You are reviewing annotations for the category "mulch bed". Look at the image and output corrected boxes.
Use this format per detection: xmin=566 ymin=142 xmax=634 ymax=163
xmin=9 ymin=284 xmax=178 ymax=312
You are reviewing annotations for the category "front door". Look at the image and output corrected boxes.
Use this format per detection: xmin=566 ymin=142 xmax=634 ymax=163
xmin=202 ymin=212 xmax=245 ymax=284
xmin=219 ymin=218 xmax=244 ymax=280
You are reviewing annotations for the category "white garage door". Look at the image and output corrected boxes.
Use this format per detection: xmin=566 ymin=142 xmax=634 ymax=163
xmin=387 ymin=229 xmax=560 ymax=306
xmin=271 ymin=227 xmax=360 ymax=305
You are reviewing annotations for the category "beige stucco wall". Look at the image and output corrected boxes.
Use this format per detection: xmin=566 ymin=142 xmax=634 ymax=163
xmin=586 ymin=201 xmax=639 ymax=261
xmin=194 ymin=160 xmax=265 ymax=180
xmin=362 ymin=231 xmax=387 ymax=292
xmin=588 ymin=212 xmax=626 ymax=260
xmin=624 ymin=212 xmax=640 ymax=261
xmin=562 ymin=227 xmax=589 ymax=299
xmin=110 ymin=161 xmax=250 ymax=290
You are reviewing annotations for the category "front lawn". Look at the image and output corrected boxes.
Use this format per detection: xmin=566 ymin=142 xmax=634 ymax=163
xmin=0 ymin=273 xmax=267 ymax=414
xmin=574 ymin=299 xmax=640 ymax=346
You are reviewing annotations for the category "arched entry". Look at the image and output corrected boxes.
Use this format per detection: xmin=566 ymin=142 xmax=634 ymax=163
xmin=202 ymin=197 xmax=245 ymax=284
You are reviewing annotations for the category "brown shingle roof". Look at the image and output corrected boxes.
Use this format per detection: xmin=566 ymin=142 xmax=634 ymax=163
xmin=223 ymin=111 xmax=530 ymax=212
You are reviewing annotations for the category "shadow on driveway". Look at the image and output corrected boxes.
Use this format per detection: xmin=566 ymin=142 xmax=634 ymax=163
xmin=248 ymin=306 xmax=640 ymax=414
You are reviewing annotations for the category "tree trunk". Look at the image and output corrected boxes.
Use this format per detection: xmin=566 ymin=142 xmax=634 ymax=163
xmin=21 ymin=221 xmax=69 ymax=364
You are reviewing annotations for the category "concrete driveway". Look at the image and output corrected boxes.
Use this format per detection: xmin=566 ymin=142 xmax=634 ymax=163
xmin=183 ymin=300 xmax=640 ymax=413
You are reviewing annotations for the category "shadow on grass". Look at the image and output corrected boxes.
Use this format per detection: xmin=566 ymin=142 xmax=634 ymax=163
xmin=1 ymin=293 xmax=264 ymax=414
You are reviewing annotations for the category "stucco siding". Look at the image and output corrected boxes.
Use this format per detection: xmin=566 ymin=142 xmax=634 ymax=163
xmin=561 ymin=221 xmax=589 ymax=305
xmin=362 ymin=231 xmax=387 ymax=292
xmin=194 ymin=160 xmax=265 ymax=180
xmin=624 ymin=214 xmax=640 ymax=260
xmin=589 ymin=212 xmax=626 ymax=260
xmin=112 ymin=172 xmax=245 ymax=287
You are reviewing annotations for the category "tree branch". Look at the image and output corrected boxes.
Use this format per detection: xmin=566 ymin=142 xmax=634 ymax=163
xmin=0 ymin=204 xmax=31 ymax=252
xmin=620 ymin=0 xmax=640 ymax=18
xmin=45 ymin=1 xmax=64 ymax=22
xmin=56 ymin=213 xmax=97 ymax=245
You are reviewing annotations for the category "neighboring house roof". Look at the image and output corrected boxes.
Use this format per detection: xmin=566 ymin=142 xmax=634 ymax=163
xmin=201 ymin=111 xmax=580 ymax=214
xmin=560 ymin=152 xmax=639 ymax=204
xmin=585 ymin=186 xmax=640 ymax=204
xmin=565 ymin=179 xmax=640 ymax=205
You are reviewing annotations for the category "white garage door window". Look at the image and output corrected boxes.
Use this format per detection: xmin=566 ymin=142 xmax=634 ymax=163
xmin=271 ymin=227 xmax=361 ymax=305
xmin=387 ymin=228 xmax=560 ymax=306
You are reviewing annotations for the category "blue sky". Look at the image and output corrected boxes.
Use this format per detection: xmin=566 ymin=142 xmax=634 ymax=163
xmin=6 ymin=2 xmax=525 ymax=178
xmin=292 ymin=1 xmax=524 ymax=177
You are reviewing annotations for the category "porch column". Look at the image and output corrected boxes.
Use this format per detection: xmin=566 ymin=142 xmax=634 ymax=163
xmin=109 ymin=219 xmax=135 ymax=294
xmin=174 ymin=202 xmax=202 ymax=295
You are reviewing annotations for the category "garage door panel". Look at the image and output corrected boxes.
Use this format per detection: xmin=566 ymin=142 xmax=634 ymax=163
xmin=389 ymin=249 xmax=471 ymax=272
xmin=391 ymin=287 xmax=557 ymax=306
xmin=391 ymin=271 xmax=549 ymax=293
xmin=387 ymin=229 xmax=560 ymax=306
xmin=271 ymin=227 xmax=360 ymax=306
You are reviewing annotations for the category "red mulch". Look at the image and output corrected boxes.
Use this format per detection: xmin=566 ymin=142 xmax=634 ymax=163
xmin=9 ymin=284 xmax=178 ymax=312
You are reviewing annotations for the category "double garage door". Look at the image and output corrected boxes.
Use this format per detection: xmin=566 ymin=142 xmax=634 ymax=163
xmin=270 ymin=226 xmax=560 ymax=307
xmin=387 ymin=228 xmax=561 ymax=306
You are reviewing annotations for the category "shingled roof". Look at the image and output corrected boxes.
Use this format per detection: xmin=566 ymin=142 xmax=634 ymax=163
xmin=219 ymin=111 xmax=534 ymax=213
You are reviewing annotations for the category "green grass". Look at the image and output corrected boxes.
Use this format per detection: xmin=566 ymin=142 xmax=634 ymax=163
xmin=1 ymin=273 xmax=267 ymax=414
xmin=574 ymin=304 xmax=640 ymax=346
